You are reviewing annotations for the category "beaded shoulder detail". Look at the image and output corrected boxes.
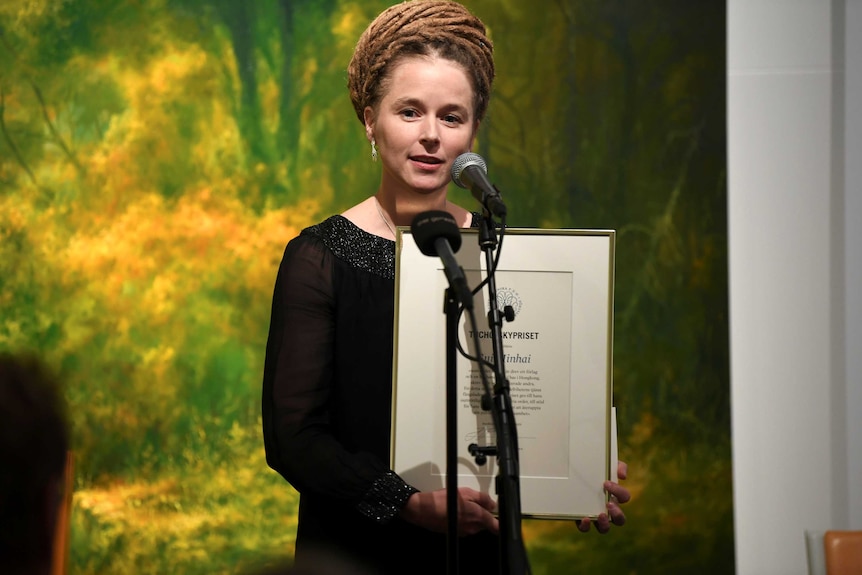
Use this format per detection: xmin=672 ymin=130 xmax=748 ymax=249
xmin=302 ymin=215 xmax=396 ymax=280
xmin=301 ymin=213 xmax=481 ymax=281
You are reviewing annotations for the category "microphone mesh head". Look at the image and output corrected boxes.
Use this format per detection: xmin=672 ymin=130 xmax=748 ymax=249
xmin=410 ymin=210 xmax=462 ymax=256
xmin=451 ymin=152 xmax=487 ymax=188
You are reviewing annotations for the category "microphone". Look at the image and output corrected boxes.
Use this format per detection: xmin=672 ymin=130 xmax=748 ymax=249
xmin=451 ymin=152 xmax=507 ymax=218
xmin=411 ymin=211 xmax=474 ymax=309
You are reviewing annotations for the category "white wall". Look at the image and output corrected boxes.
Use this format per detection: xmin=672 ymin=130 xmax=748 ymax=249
xmin=844 ymin=0 xmax=862 ymax=533
xmin=728 ymin=0 xmax=862 ymax=574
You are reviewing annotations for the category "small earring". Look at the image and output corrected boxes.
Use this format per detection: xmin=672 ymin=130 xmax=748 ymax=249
xmin=371 ymin=139 xmax=378 ymax=162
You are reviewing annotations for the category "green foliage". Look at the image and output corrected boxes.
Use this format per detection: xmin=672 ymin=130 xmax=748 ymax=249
xmin=0 ymin=0 xmax=731 ymax=572
xmin=524 ymin=425 xmax=734 ymax=574
xmin=70 ymin=420 xmax=299 ymax=575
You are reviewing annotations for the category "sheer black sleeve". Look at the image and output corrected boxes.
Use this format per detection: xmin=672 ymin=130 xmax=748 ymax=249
xmin=261 ymin=232 xmax=416 ymax=522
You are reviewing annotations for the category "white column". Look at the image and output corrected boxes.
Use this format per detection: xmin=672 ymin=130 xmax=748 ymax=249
xmin=844 ymin=0 xmax=862 ymax=531
xmin=728 ymin=1 xmax=846 ymax=574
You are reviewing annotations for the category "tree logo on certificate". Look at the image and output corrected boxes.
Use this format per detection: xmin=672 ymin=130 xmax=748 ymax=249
xmin=496 ymin=286 xmax=522 ymax=317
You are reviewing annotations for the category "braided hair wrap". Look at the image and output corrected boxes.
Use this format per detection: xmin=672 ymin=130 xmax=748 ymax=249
xmin=347 ymin=0 xmax=495 ymax=124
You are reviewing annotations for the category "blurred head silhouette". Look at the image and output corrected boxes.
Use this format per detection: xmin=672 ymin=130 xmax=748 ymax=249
xmin=0 ymin=352 xmax=70 ymax=575
xmin=250 ymin=545 xmax=381 ymax=575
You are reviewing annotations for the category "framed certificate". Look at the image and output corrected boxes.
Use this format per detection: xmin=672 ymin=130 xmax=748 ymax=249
xmin=391 ymin=228 xmax=616 ymax=520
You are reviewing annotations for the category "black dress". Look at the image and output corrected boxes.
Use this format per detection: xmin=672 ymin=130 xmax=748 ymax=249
xmin=261 ymin=215 xmax=499 ymax=574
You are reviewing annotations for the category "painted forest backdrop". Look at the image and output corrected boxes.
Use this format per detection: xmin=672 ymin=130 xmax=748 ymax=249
xmin=0 ymin=0 xmax=731 ymax=573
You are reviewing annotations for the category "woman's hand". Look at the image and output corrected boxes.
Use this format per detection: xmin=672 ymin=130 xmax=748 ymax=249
xmin=577 ymin=460 xmax=630 ymax=534
xmin=400 ymin=487 xmax=499 ymax=536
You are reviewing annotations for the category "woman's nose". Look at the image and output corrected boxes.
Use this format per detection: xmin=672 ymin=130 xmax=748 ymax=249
xmin=419 ymin=119 xmax=439 ymax=145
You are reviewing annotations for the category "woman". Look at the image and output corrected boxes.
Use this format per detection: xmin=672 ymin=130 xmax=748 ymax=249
xmin=261 ymin=2 xmax=629 ymax=573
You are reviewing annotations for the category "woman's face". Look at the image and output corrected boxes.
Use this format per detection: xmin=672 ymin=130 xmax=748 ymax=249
xmin=365 ymin=56 xmax=478 ymax=198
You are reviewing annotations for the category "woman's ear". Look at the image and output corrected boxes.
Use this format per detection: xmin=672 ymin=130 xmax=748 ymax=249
xmin=363 ymin=106 xmax=375 ymax=143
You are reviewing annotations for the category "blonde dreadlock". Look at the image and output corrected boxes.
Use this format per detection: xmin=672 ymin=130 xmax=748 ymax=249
xmin=347 ymin=0 xmax=495 ymax=125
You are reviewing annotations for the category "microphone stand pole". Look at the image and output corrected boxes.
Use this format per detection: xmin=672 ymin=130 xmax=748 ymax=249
xmin=477 ymin=213 xmax=530 ymax=575
xmin=445 ymin=286 xmax=460 ymax=575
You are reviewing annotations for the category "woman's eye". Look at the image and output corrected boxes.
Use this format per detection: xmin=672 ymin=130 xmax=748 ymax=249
xmin=400 ymin=109 xmax=418 ymax=119
xmin=443 ymin=114 xmax=461 ymax=124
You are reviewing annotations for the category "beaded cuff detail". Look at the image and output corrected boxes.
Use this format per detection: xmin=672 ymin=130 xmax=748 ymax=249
xmin=356 ymin=470 xmax=419 ymax=524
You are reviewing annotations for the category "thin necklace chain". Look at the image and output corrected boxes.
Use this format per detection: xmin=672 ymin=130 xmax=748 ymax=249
xmin=374 ymin=196 xmax=397 ymax=239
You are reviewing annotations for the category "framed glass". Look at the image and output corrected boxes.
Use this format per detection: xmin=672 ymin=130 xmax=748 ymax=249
xmin=392 ymin=228 xmax=616 ymax=520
